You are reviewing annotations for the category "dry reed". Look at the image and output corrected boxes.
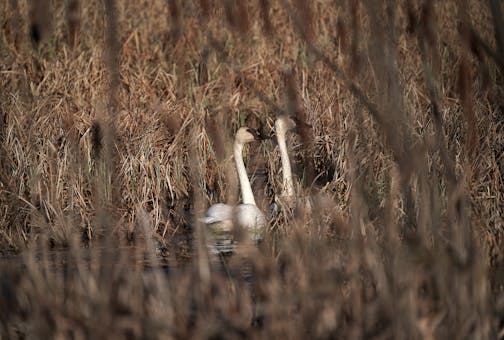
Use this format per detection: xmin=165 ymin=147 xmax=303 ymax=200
xmin=0 ymin=0 xmax=502 ymax=338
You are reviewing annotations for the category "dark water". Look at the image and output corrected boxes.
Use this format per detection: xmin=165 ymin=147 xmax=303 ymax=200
xmin=0 ymin=238 xmax=254 ymax=286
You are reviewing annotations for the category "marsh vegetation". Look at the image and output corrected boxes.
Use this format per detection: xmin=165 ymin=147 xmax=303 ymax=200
xmin=0 ymin=0 xmax=503 ymax=338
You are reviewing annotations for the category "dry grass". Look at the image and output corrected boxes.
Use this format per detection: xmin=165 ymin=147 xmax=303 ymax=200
xmin=0 ymin=0 xmax=502 ymax=338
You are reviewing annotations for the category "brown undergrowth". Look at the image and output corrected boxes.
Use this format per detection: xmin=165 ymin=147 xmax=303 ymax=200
xmin=0 ymin=0 xmax=502 ymax=338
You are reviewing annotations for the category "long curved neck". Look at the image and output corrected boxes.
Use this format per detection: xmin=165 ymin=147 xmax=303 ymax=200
xmin=234 ymin=141 xmax=256 ymax=205
xmin=277 ymin=132 xmax=295 ymax=199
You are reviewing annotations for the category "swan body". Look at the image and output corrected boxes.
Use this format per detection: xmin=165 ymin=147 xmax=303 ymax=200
xmin=202 ymin=203 xmax=233 ymax=225
xmin=202 ymin=127 xmax=265 ymax=249
xmin=202 ymin=203 xmax=265 ymax=228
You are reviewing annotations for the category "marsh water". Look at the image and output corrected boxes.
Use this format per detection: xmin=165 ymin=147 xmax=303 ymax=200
xmin=0 ymin=235 xmax=255 ymax=286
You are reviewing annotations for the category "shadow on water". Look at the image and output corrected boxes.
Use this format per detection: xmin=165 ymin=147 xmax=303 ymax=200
xmin=0 ymin=232 xmax=256 ymax=288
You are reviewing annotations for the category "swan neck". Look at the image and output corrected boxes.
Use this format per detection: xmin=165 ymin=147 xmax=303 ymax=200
xmin=277 ymin=132 xmax=295 ymax=199
xmin=234 ymin=142 xmax=256 ymax=206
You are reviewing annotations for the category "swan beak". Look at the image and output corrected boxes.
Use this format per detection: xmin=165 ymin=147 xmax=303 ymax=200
xmin=251 ymin=129 xmax=265 ymax=141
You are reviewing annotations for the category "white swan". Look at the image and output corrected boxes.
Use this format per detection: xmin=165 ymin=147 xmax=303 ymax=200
xmin=274 ymin=116 xmax=339 ymax=221
xmin=274 ymin=115 xmax=322 ymax=214
xmin=201 ymin=127 xmax=265 ymax=242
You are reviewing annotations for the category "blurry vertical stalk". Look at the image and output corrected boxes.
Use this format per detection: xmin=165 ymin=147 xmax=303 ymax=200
xmin=466 ymin=2 xmax=504 ymax=86
xmin=368 ymin=0 xmax=420 ymax=248
xmin=165 ymin=0 xmax=188 ymax=98
xmin=167 ymin=0 xmax=182 ymax=44
xmin=0 ymin=107 xmax=10 ymax=242
xmin=293 ymin=0 xmax=313 ymax=43
xmin=236 ymin=2 xmax=250 ymax=34
xmin=136 ymin=207 xmax=174 ymax=327
xmin=365 ymin=1 xmax=414 ymax=241
xmin=29 ymin=0 xmax=51 ymax=45
xmin=345 ymin=130 xmax=368 ymax=339
xmin=420 ymin=1 xmax=441 ymax=90
xmin=348 ymin=0 xmax=360 ymax=74
xmin=285 ymin=70 xmax=314 ymax=188
xmin=199 ymin=0 xmax=211 ymax=19
xmin=6 ymin=0 xmax=23 ymax=48
xmin=104 ymin=0 xmax=120 ymax=118
xmin=102 ymin=0 xmax=120 ymax=207
xmin=416 ymin=0 xmax=472 ymax=257
xmin=95 ymin=0 xmax=121 ymax=302
xmin=365 ymin=0 xmax=414 ymax=163
xmin=488 ymin=0 xmax=504 ymax=62
xmin=188 ymin=122 xmax=211 ymax=310
xmin=223 ymin=0 xmax=250 ymax=35
xmin=259 ymin=0 xmax=272 ymax=36
xmin=207 ymin=110 xmax=237 ymax=205
xmin=415 ymin=0 xmax=457 ymax=189
xmin=66 ymin=0 xmax=80 ymax=47
xmin=457 ymin=0 xmax=477 ymax=159
xmin=347 ymin=131 xmax=368 ymax=240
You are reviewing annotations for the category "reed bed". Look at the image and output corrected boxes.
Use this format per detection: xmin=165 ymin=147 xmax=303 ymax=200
xmin=0 ymin=0 xmax=502 ymax=338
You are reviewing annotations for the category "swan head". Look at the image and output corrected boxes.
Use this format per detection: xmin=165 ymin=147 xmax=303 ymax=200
xmin=235 ymin=127 xmax=263 ymax=144
xmin=275 ymin=115 xmax=296 ymax=137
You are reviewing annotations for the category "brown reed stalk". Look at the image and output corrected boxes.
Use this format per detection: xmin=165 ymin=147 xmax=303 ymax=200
xmin=187 ymin=121 xmax=211 ymax=309
xmin=236 ymin=2 xmax=250 ymax=34
xmin=0 ymin=106 xmax=6 ymax=175
xmin=488 ymin=0 xmax=504 ymax=61
xmin=349 ymin=0 xmax=361 ymax=75
xmin=416 ymin=12 xmax=457 ymax=189
xmin=468 ymin=26 xmax=504 ymax=81
xmin=167 ymin=0 xmax=182 ymax=45
xmin=104 ymin=0 xmax=120 ymax=116
xmin=415 ymin=1 xmax=473 ymax=265
xmin=293 ymin=0 xmax=313 ymax=43
xmin=285 ymin=69 xmax=315 ymax=187
xmin=457 ymin=0 xmax=478 ymax=159
xmin=94 ymin=0 xmax=121 ymax=304
xmin=223 ymin=0 xmax=249 ymax=35
xmin=90 ymin=120 xmax=103 ymax=161
xmin=66 ymin=0 xmax=80 ymax=47
xmin=259 ymin=0 xmax=272 ymax=36
xmin=6 ymin=0 xmax=23 ymax=49
xmin=29 ymin=0 xmax=51 ymax=45
xmin=206 ymin=109 xmax=239 ymax=204
xmin=102 ymin=0 xmax=120 ymax=206
xmin=420 ymin=1 xmax=441 ymax=86
xmin=199 ymin=0 xmax=211 ymax=19
xmin=135 ymin=206 xmax=174 ymax=325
